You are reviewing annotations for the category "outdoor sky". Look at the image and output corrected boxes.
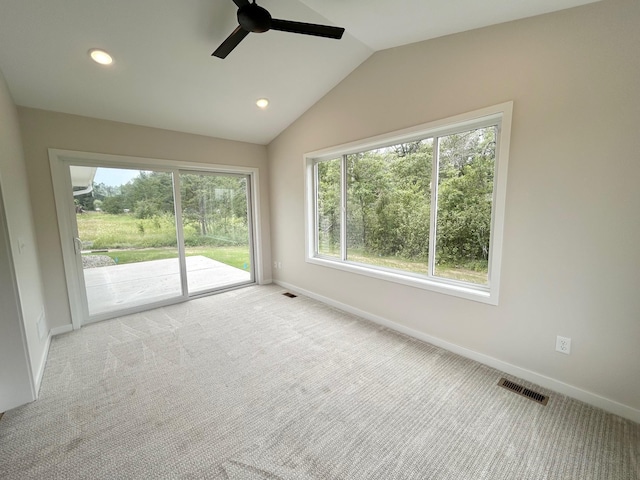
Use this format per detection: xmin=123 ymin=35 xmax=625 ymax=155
xmin=93 ymin=167 xmax=143 ymax=187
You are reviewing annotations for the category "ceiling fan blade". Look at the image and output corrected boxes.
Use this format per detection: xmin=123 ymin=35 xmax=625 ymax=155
xmin=232 ymin=0 xmax=250 ymax=7
xmin=271 ymin=19 xmax=345 ymax=39
xmin=212 ymin=26 xmax=250 ymax=59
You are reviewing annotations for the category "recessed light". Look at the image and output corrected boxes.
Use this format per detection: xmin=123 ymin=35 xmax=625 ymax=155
xmin=256 ymin=98 xmax=269 ymax=109
xmin=89 ymin=49 xmax=113 ymax=65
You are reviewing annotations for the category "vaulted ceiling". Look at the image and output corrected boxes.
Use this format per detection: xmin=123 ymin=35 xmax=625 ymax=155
xmin=0 ymin=0 xmax=598 ymax=144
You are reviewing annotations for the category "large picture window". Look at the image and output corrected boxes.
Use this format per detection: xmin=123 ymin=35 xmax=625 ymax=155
xmin=305 ymin=103 xmax=512 ymax=304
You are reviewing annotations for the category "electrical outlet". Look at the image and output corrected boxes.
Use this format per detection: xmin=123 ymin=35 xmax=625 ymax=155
xmin=556 ymin=335 xmax=571 ymax=355
xmin=273 ymin=261 xmax=277 ymax=269
xmin=277 ymin=261 xmax=282 ymax=269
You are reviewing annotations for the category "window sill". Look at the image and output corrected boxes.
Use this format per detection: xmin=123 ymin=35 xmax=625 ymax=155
xmin=306 ymin=255 xmax=498 ymax=305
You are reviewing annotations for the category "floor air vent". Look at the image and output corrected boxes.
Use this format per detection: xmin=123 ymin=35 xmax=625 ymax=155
xmin=282 ymin=292 xmax=297 ymax=298
xmin=498 ymin=378 xmax=549 ymax=406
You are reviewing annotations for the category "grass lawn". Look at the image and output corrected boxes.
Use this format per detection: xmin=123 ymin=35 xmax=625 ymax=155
xmin=78 ymin=212 xmax=250 ymax=269
xmin=77 ymin=212 xmax=178 ymax=249
xmin=84 ymin=246 xmax=250 ymax=270
xmin=335 ymin=249 xmax=487 ymax=285
xmin=188 ymin=247 xmax=250 ymax=270
xmin=79 ymin=212 xmax=485 ymax=284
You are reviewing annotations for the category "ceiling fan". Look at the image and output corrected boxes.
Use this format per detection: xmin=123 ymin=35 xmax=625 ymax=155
xmin=212 ymin=0 xmax=345 ymax=59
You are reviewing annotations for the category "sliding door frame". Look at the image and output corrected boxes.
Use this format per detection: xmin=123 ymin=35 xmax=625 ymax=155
xmin=49 ymin=149 xmax=264 ymax=330
xmin=178 ymin=170 xmax=256 ymax=298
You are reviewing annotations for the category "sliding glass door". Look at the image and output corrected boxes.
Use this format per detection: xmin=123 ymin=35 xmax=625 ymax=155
xmin=179 ymin=172 xmax=253 ymax=295
xmin=66 ymin=163 xmax=255 ymax=323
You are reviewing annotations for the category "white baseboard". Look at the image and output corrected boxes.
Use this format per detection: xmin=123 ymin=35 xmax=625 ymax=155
xmin=50 ymin=324 xmax=73 ymax=336
xmin=33 ymin=325 xmax=73 ymax=398
xmin=33 ymin=333 xmax=51 ymax=397
xmin=274 ymin=280 xmax=640 ymax=424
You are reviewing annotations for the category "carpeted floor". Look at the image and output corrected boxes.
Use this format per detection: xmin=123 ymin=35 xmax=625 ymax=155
xmin=0 ymin=285 xmax=638 ymax=479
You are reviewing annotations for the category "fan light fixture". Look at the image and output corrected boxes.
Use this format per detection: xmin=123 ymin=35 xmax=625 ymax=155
xmin=89 ymin=49 xmax=113 ymax=65
xmin=212 ymin=0 xmax=345 ymax=59
xmin=256 ymin=98 xmax=269 ymax=109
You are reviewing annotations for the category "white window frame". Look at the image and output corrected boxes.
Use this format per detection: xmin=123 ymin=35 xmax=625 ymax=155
xmin=304 ymin=102 xmax=512 ymax=305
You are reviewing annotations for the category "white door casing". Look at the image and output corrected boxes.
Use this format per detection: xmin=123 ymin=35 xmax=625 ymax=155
xmin=49 ymin=149 xmax=264 ymax=328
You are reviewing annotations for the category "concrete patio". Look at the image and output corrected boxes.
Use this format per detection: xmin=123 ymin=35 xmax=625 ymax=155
xmin=82 ymin=255 xmax=251 ymax=316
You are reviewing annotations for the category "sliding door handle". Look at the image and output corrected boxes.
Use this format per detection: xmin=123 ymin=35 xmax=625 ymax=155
xmin=73 ymin=237 xmax=83 ymax=255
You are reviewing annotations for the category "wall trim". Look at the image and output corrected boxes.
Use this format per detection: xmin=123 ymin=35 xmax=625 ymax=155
xmin=50 ymin=325 xmax=73 ymax=336
xmin=274 ymin=280 xmax=640 ymax=424
xmin=0 ymin=179 xmax=37 ymax=406
xmin=34 ymin=324 xmax=74 ymax=396
xmin=33 ymin=333 xmax=51 ymax=396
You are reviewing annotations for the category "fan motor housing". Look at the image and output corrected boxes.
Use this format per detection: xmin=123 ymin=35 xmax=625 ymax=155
xmin=238 ymin=3 xmax=272 ymax=33
xmin=212 ymin=0 xmax=345 ymax=59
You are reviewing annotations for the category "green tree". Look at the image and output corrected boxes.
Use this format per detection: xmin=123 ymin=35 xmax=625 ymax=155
xmin=133 ymin=199 xmax=160 ymax=219
xmin=120 ymin=171 xmax=174 ymax=216
xmin=92 ymin=182 xmax=120 ymax=201
xmin=101 ymin=195 xmax=125 ymax=214
xmin=346 ymin=151 xmax=387 ymax=251
xmin=435 ymin=127 xmax=496 ymax=269
xmin=180 ymin=174 xmax=248 ymax=246
xmin=317 ymin=159 xmax=341 ymax=254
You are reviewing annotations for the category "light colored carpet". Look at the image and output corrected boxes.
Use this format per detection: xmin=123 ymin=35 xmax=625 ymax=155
xmin=0 ymin=285 xmax=637 ymax=479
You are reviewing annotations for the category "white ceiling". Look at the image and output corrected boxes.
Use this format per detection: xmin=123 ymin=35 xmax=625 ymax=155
xmin=0 ymin=0 xmax=598 ymax=145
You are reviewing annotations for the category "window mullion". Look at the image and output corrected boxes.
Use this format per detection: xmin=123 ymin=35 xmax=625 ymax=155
xmin=428 ymin=137 xmax=440 ymax=278
xmin=313 ymin=162 xmax=320 ymax=257
xmin=340 ymin=155 xmax=347 ymax=262
xmin=171 ymin=169 xmax=189 ymax=299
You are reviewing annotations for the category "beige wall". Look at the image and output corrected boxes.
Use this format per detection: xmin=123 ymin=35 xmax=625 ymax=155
xmin=268 ymin=0 xmax=640 ymax=414
xmin=18 ymin=107 xmax=271 ymax=330
xmin=0 ymin=69 xmax=48 ymax=409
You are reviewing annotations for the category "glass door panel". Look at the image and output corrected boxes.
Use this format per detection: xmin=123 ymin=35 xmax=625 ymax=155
xmin=71 ymin=166 xmax=182 ymax=317
xmin=179 ymin=172 xmax=253 ymax=295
